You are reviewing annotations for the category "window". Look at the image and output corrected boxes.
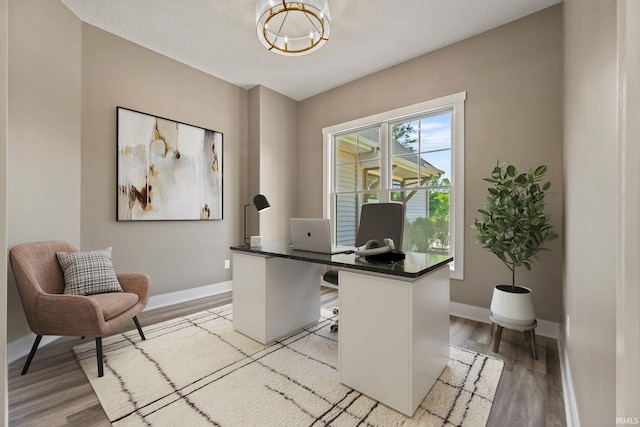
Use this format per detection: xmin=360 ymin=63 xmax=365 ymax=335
xmin=323 ymin=92 xmax=465 ymax=279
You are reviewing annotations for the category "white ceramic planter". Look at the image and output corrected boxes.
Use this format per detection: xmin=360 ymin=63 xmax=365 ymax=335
xmin=490 ymin=284 xmax=536 ymax=326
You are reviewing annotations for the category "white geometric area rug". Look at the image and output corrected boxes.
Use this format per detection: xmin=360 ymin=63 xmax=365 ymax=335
xmin=73 ymin=304 xmax=504 ymax=427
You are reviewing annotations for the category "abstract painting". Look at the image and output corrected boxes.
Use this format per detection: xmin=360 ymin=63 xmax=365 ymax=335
xmin=117 ymin=107 xmax=223 ymax=221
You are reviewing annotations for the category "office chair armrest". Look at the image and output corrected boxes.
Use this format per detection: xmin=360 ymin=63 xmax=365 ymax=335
xmin=117 ymin=273 xmax=151 ymax=307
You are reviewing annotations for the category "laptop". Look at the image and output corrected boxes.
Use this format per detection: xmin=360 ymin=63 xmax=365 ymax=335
xmin=290 ymin=218 xmax=354 ymax=254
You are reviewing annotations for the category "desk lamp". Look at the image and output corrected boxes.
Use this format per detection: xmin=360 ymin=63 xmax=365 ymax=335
xmin=244 ymin=194 xmax=271 ymax=244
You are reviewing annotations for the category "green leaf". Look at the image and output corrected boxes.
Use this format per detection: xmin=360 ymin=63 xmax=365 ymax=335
xmin=534 ymin=165 xmax=547 ymax=176
xmin=515 ymin=174 xmax=528 ymax=185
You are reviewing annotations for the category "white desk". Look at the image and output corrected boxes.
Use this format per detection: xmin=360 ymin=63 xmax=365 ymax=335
xmin=230 ymin=243 xmax=452 ymax=417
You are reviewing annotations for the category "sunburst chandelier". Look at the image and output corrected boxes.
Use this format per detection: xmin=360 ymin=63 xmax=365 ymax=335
xmin=256 ymin=0 xmax=331 ymax=56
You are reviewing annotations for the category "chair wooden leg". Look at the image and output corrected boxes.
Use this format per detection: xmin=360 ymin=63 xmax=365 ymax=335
xmin=21 ymin=335 xmax=43 ymax=375
xmin=95 ymin=337 xmax=104 ymax=377
xmin=133 ymin=316 xmax=146 ymax=340
xmin=528 ymin=329 xmax=538 ymax=360
xmin=492 ymin=324 xmax=503 ymax=353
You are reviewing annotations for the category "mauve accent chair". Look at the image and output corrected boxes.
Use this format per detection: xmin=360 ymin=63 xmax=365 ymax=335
xmin=9 ymin=241 xmax=150 ymax=377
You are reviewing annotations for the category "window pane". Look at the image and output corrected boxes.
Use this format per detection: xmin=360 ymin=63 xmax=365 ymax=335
xmin=391 ymin=120 xmax=419 ymax=155
xmin=336 ymin=163 xmax=356 ymax=192
xmin=336 ymin=135 xmax=356 ymax=165
xmin=336 ymin=128 xmax=380 ymax=163
xmin=336 ymin=128 xmax=380 ymax=193
xmin=357 ymin=129 xmax=380 ymax=161
xmin=362 ymin=163 xmax=380 ymax=190
xmin=420 ymin=149 xmax=451 ymax=185
xmin=419 ymin=111 xmax=452 ymax=152
xmin=335 ymin=192 xmax=378 ymax=246
xmin=391 ymin=111 xmax=452 ymax=189
xmin=391 ymin=153 xmax=450 ymax=188
xmin=397 ymin=188 xmax=450 ymax=255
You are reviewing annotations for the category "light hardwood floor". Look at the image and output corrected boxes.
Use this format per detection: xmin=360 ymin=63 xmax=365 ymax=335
xmin=8 ymin=289 xmax=566 ymax=426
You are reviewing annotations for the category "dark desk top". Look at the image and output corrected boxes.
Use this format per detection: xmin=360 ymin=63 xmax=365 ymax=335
xmin=230 ymin=241 xmax=452 ymax=279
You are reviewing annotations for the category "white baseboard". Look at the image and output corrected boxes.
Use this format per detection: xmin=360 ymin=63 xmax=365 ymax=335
xmin=450 ymin=301 xmax=560 ymax=339
xmin=7 ymin=281 xmax=233 ymax=365
xmin=144 ymin=281 xmax=232 ymax=311
xmin=7 ymin=335 xmax=60 ymax=365
xmin=558 ymin=334 xmax=580 ymax=427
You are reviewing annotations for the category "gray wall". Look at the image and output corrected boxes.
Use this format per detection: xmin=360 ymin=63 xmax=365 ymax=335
xmin=6 ymin=2 xmax=301 ymax=348
xmin=1 ymin=0 xmax=8 ymax=421
xmin=563 ymin=0 xmax=640 ymax=424
xmin=247 ymin=85 xmax=298 ymax=241
xmin=5 ymin=2 xmax=249 ymax=344
xmin=79 ymin=24 xmax=247 ymax=297
xmin=298 ymin=6 xmax=564 ymax=322
xmin=617 ymin=0 xmax=640 ymax=418
xmin=7 ymin=0 xmax=81 ymax=342
xmin=258 ymin=86 xmax=298 ymax=240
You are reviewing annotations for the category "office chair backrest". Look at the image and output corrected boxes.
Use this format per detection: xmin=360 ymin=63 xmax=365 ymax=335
xmin=356 ymin=203 xmax=404 ymax=250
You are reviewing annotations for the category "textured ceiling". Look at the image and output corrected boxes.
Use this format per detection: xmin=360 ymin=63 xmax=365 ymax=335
xmin=61 ymin=0 xmax=561 ymax=101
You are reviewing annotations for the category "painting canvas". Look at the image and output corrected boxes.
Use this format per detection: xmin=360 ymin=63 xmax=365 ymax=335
xmin=117 ymin=107 xmax=223 ymax=221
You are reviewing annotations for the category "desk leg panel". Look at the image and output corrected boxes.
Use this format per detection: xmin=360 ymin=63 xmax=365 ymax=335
xmin=232 ymin=253 xmax=321 ymax=344
xmin=338 ymin=270 xmax=412 ymax=415
xmin=411 ymin=266 xmax=450 ymax=412
xmin=339 ymin=266 xmax=450 ymax=417
xmin=233 ymin=253 xmax=267 ymax=343
xmin=265 ymin=258 xmax=321 ymax=342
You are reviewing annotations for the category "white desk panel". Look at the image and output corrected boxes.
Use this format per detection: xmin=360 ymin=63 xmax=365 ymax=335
xmin=338 ymin=265 xmax=450 ymax=416
xmin=232 ymin=253 xmax=321 ymax=344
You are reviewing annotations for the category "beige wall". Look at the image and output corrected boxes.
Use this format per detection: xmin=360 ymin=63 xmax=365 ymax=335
xmin=247 ymin=87 xmax=261 ymax=240
xmin=1 ymin=0 xmax=8 ymax=421
xmin=564 ymin=0 xmax=640 ymax=424
xmin=246 ymin=85 xmax=298 ymax=241
xmin=298 ymin=6 xmax=564 ymax=322
xmin=616 ymin=0 xmax=640 ymax=418
xmin=259 ymin=86 xmax=298 ymax=240
xmin=80 ymin=24 xmax=248 ymax=297
xmin=7 ymin=0 xmax=81 ymax=342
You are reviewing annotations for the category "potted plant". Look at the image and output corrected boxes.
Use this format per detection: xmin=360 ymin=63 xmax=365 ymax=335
xmin=472 ymin=161 xmax=558 ymax=326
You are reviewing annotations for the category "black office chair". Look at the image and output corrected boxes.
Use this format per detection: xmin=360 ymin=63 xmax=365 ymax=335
xmin=322 ymin=203 xmax=404 ymax=332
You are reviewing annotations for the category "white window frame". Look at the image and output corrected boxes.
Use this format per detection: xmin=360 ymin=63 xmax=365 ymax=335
xmin=322 ymin=91 xmax=466 ymax=279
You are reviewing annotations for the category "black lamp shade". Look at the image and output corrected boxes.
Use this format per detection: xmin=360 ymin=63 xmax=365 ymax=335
xmin=253 ymin=194 xmax=271 ymax=212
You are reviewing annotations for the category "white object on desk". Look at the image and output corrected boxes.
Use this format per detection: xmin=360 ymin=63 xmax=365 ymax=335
xmin=232 ymin=252 xmax=321 ymax=344
xmin=250 ymin=235 xmax=263 ymax=248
